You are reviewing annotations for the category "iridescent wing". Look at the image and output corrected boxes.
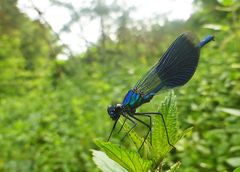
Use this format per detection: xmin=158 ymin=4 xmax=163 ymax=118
xmin=134 ymin=32 xmax=201 ymax=99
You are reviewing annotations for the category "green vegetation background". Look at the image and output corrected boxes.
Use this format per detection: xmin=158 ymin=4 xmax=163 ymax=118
xmin=0 ymin=0 xmax=239 ymax=171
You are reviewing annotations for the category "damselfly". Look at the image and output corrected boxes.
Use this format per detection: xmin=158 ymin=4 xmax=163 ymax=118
xmin=107 ymin=32 xmax=214 ymax=151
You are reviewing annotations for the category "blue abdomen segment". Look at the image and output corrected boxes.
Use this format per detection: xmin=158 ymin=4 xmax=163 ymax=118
xmin=122 ymin=90 xmax=153 ymax=108
xmin=199 ymin=35 xmax=214 ymax=47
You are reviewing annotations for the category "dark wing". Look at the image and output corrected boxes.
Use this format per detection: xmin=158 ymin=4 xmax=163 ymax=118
xmin=134 ymin=32 xmax=200 ymax=99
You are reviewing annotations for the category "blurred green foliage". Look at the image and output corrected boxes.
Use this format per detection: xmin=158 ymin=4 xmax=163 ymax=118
xmin=0 ymin=0 xmax=240 ymax=171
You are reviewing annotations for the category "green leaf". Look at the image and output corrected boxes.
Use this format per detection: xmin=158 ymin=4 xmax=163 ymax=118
xmin=119 ymin=117 xmax=151 ymax=157
xmin=151 ymin=91 xmax=179 ymax=162
xmin=167 ymin=161 xmax=181 ymax=172
xmin=94 ymin=92 xmax=186 ymax=171
xmin=119 ymin=117 xmax=142 ymax=149
xmin=217 ymin=0 xmax=236 ymax=6
xmin=180 ymin=127 xmax=193 ymax=139
xmin=92 ymin=150 xmax=127 ymax=172
xmin=233 ymin=167 xmax=240 ymax=172
xmin=219 ymin=107 xmax=240 ymax=117
xmin=95 ymin=140 xmax=152 ymax=172
xmin=226 ymin=157 xmax=240 ymax=167
xmin=203 ymin=24 xmax=229 ymax=31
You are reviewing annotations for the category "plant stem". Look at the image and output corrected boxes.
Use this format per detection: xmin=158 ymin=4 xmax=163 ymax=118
xmin=155 ymin=161 xmax=163 ymax=172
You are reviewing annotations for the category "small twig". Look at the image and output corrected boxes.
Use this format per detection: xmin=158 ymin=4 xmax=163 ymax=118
xmin=29 ymin=0 xmax=74 ymax=57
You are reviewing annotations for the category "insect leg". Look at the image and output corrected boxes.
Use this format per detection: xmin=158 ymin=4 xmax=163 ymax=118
xmin=117 ymin=117 xmax=127 ymax=134
xmin=107 ymin=118 xmax=119 ymax=142
xmin=135 ymin=112 xmax=175 ymax=149
xmin=134 ymin=113 xmax=152 ymax=144
xmin=120 ymin=114 xmax=136 ymax=143
xmin=129 ymin=114 xmax=151 ymax=152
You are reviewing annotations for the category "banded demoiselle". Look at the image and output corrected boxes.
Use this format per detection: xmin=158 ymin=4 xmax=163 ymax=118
xmin=107 ymin=32 xmax=214 ymax=150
